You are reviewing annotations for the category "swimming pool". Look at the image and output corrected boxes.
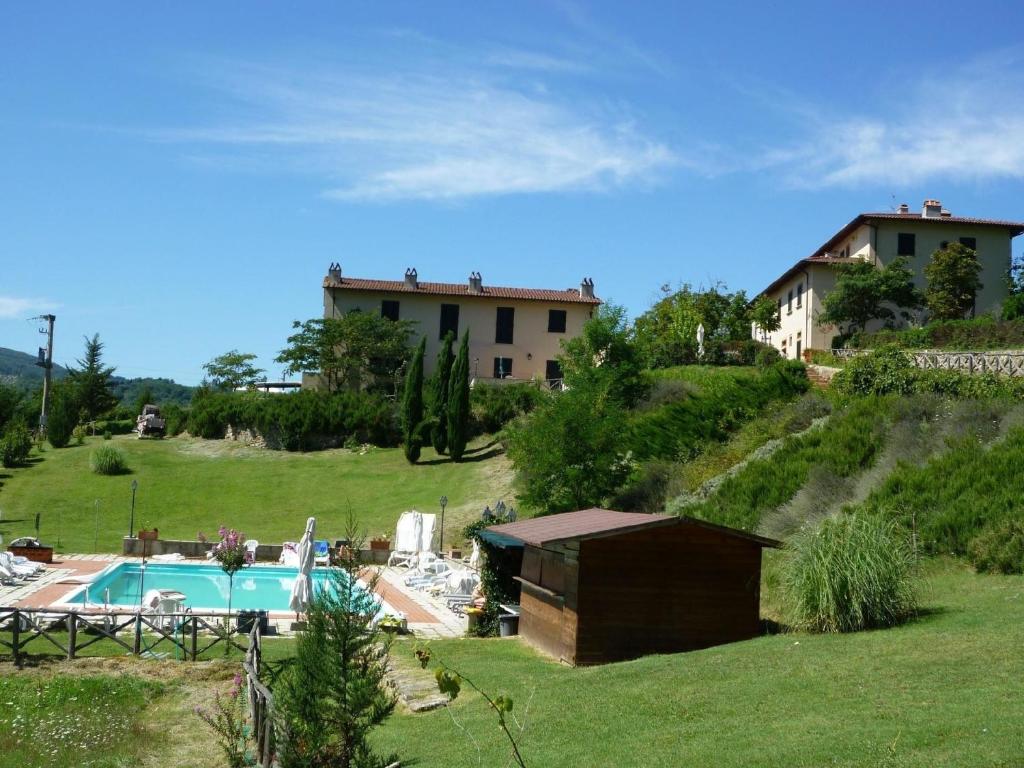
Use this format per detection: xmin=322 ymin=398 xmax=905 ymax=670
xmin=61 ymin=562 xmax=377 ymax=613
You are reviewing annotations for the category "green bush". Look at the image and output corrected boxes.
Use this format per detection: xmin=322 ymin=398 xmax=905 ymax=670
xmin=72 ymin=424 xmax=87 ymax=445
xmin=90 ymin=444 xmax=129 ymax=475
xmin=784 ymin=513 xmax=917 ymax=633
xmin=103 ymin=430 xmax=112 ymax=440
xmin=92 ymin=418 xmax=135 ymax=435
xmin=630 ymin=361 xmax=808 ymax=462
xmin=470 ymin=382 xmax=545 ymax=435
xmin=187 ymin=389 xmax=399 ymax=451
xmin=47 ymin=384 xmax=78 ymax=448
xmin=833 ymin=346 xmax=915 ymax=396
xmin=0 ymin=422 xmax=33 ymax=468
xmin=848 ymin=315 xmax=1024 ymax=351
xmin=969 ymin=519 xmax=1024 ymax=574
xmin=754 ymin=345 xmax=782 ymax=369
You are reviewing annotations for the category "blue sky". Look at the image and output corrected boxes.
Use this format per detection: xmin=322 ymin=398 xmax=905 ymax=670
xmin=3 ymin=1 xmax=1024 ymax=385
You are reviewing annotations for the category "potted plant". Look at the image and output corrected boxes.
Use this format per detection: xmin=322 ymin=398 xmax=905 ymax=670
xmin=369 ymin=534 xmax=391 ymax=551
xmin=378 ymin=615 xmax=406 ymax=634
xmin=137 ymin=526 xmax=159 ymax=541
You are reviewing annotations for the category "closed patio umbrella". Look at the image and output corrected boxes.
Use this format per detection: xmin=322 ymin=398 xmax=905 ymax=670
xmin=697 ymin=323 xmax=705 ymax=360
xmin=289 ymin=516 xmax=316 ymax=617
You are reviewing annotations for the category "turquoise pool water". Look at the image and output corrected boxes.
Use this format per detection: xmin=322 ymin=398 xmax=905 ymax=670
xmin=64 ymin=562 xmax=347 ymax=612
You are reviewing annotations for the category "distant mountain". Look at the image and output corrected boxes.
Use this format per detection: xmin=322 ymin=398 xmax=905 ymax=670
xmin=0 ymin=347 xmax=194 ymax=406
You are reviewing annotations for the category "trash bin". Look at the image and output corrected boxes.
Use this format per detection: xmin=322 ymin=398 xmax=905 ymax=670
xmin=498 ymin=613 xmax=519 ymax=637
xmin=236 ymin=610 xmax=269 ymax=635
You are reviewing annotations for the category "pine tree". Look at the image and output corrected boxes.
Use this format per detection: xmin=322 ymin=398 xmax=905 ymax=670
xmin=401 ymin=337 xmax=426 ymax=463
xmin=446 ymin=331 xmax=470 ymax=461
xmin=274 ymin=517 xmax=398 ymax=768
xmin=67 ymin=334 xmax=118 ymax=421
xmin=430 ymin=331 xmax=455 ymax=454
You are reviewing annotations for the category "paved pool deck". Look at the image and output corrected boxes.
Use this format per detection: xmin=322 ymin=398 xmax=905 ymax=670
xmin=0 ymin=554 xmax=467 ymax=638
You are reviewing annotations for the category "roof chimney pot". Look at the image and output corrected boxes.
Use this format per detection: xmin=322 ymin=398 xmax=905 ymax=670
xmin=898 ymin=203 xmax=910 ymax=214
xmin=580 ymin=277 xmax=595 ymax=299
xmin=468 ymin=271 xmax=483 ymax=294
xmin=404 ymin=268 xmax=418 ymax=289
xmin=922 ymin=199 xmax=942 ymax=218
xmin=328 ymin=262 xmax=342 ymax=280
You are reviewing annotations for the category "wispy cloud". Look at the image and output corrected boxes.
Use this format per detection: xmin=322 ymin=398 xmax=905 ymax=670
xmin=0 ymin=296 xmax=57 ymax=319
xmin=760 ymin=50 xmax=1024 ymax=188
xmin=154 ymin=55 xmax=675 ymax=202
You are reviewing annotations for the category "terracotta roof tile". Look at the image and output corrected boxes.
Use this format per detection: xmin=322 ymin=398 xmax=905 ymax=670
xmin=323 ymin=276 xmax=601 ymax=305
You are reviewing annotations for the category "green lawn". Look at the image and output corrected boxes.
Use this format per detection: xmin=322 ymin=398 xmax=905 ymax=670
xmin=0 ymin=434 xmax=515 ymax=553
xmin=374 ymin=561 xmax=1024 ymax=767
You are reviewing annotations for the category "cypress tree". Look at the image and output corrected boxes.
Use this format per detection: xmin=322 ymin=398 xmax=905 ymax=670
xmin=46 ymin=381 xmax=79 ymax=448
xmin=430 ymin=331 xmax=455 ymax=454
xmin=401 ymin=337 xmax=426 ymax=463
xmin=446 ymin=331 xmax=470 ymax=461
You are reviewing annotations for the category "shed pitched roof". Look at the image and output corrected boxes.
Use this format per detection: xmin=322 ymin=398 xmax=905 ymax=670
xmin=485 ymin=508 xmax=779 ymax=548
xmin=323 ymin=276 xmax=601 ymax=305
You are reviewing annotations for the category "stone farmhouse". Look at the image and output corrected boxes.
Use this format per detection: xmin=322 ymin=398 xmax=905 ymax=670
xmin=754 ymin=199 xmax=1024 ymax=358
xmin=320 ymin=264 xmax=601 ymax=384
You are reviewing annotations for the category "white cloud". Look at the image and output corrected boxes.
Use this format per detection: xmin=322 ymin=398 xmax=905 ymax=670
xmin=762 ymin=51 xmax=1024 ymax=188
xmin=156 ymin=62 xmax=675 ymax=202
xmin=0 ymin=296 xmax=56 ymax=319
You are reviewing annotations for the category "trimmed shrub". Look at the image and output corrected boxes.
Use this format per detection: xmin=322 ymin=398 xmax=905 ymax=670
xmin=470 ymin=382 xmax=545 ymax=435
xmin=755 ymin=345 xmax=782 ymax=369
xmin=47 ymin=384 xmax=78 ymax=448
xmin=0 ymin=422 xmax=33 ymax=468
xmin=92 ymin=418 xmax=135 ymax=435
xmin=72 ymin=425 xmax=87 ymax=446
xmin=969 ymin=519 xmax=1024 ymax=574
xmin=90 ymin=444 xmax=129 ymax=475
xmin=848 ymin=315 xmax=1024 ymax=351
xmin=833 ymin=346 xmax=915 ymax=396
xmin=103 ymin=430 xmax=112 ymax=440
xmin=784 ymin=513 xmax=917 ymax=633
xmin=161 ymin=403 xmax=188 ymax=436
xmin=187 ymin=389 xmax=399 ymax=451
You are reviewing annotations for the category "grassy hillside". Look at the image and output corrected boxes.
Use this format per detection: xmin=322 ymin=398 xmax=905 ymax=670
xmin=374 ymin=561 xmax=1023 ymax=767
xmin=0 ymin=434 xmax=515 ymax=552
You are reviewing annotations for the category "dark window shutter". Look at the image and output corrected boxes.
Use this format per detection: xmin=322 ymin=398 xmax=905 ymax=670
xmin=381 ymin=300 xmax=400 ymax=321
xmin=548 ymin=309 xmax=567 ymax=333
xmin=897 ymin=233 xmax=916 ymax=256
xmin=959 ymin=237 xmax=977 ymax=251
xmin=495 ymin=307 xmax=515 ymax=344
xmin=439 ymin=304 xmax=459 ymax=340
xmin=493 ymin=357 xmax=512 ymax=378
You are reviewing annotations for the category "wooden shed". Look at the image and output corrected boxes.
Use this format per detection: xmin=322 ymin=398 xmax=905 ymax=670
xmin=483 ymin=508 xmax=780 ymax=666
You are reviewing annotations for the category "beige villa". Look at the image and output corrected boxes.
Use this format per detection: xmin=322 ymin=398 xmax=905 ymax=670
xmin=753 ymin=199 xmax=1024 ymax=358
xmin=320 ymin=264 xmax=601 ymax=383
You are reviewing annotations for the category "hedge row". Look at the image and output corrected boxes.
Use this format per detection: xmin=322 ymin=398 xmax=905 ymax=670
xmin=846 ymin=316 xmax=1024 ymax=351
xmin=187 ymin=390 xmax=400 ymax=451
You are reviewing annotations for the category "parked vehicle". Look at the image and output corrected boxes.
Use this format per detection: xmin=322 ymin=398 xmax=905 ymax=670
xmin=136 ymin=404 xmax=166 ymax=438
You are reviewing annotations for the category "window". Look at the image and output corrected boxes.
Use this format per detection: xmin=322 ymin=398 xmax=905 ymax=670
xmin=959 ymin=237 xmax=977 ymax=251
xmin=787 ymin=289 xmax=793 ymax=315
xmin=380 ymin=300 xmax=399 ymax=321
xmin=796 ymin=283 xmax=803 ymax=308
xmin=439 ymin=304 xmax=459 ymax=340
xmin=495 ymin=307 xmax=515 ymax=344
xmin=548 ymin=309 xmax=567 ymax=333
xmin=796 ymin=332 xmax=802 ymax=360
xmin=545 ymin=360 xmax=563 ymax=385
xmin=940 ymin=240 xmax=949 ymax=250
xmin=897 ymin=232 xmax=916 ymax=256
xmin=493 ymin=357 xmax=513 ymax=378
xmin=777 ymin=298 xmax=782 ymax=318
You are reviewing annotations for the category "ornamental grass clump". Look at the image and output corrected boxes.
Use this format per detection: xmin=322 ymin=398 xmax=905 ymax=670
xmin=784 ymin=513 xmax=917 ymax=633
xmin=90 ymin=444 xmax=128 ymax=475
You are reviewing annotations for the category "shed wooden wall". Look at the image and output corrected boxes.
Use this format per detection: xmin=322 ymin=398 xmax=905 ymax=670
xmin=517 ymin=542 xmax=579 ymax=663
xmin=572 ymin=524 xmax=763 ymax=665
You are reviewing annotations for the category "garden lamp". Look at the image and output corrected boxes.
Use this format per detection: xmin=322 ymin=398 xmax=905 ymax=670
xmin=439 ymin=495 xmax=448 ymax=553
xmin=129 ymin=479 xmax=139 ymax=538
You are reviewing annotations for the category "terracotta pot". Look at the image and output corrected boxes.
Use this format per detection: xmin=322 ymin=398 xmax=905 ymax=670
xmin=137 ymin=529 xmax=159 ymax=541
xmin=369 ymin=539 xmax=390 ymax=551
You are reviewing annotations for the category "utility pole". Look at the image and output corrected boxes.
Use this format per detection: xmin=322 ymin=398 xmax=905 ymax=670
xmin=35 ymin=314 xmax=56 ymax=435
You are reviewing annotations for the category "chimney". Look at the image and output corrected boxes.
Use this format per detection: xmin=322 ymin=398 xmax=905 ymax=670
xmin=922 ymin=199 xmax=942 ymax=218
xmin=327 ymin=262 xmax=342 ymax=280
xmin=898 ymin=203 xmax=910 ymax=214
xmin=404 ymin=268 xmax=418 ymax=289
xmin=580 ymin=277 xmax=595 ymax=299
xmin=467 ymin=271 xmax=482 ymax=294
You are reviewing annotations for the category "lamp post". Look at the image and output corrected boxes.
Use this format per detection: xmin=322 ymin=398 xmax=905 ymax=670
xmin=129 ymin=479 xmax=139 ymax=538
xmin=439 ymin=495 xmax=448 ymax=554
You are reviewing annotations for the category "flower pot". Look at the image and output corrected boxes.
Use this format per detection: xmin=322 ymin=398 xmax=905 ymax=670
xmin=370 ymin=539 xmax=391 ymax=551
xmin=138 ymin=529 xmax=159 ymax=541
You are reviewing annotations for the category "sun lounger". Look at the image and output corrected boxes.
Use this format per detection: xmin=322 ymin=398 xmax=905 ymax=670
xmin=244 ymin=539 xmax=259 ymax=564
xmin=313 ymin=540 xmax=330 ymax=566
xmin=150 ymin=553 xmax=186 ymax=562
xmin=279 ymin=542 xmax=299 ymax=568
xmin=387 ymin=511 xmax=420 ymax=568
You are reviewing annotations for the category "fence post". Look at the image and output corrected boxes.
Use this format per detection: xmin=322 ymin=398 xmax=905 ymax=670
xmin=11 ymin=609 xmax=21 ymax=668
xmin=67 ymin=613 xmax=77 ymax=661
xmin=190 ymin=617 xmax=199 ymax=661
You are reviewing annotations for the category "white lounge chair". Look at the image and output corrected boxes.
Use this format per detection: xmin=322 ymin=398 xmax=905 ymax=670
xmin=279 ymin=542 xmax=299 ymax=568
xmin=245 ymin=539 xmax=259 ymax=564
xmin=0 ymin=552 xmax=42 ymax=579
xmin=314 ymin=540 xmax=330 ymax=567
xmin=387 ymin=511 xmax=422 ymax=568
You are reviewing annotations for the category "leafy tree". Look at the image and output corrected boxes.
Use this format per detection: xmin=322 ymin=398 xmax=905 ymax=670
xmin=0 ymin=382 xmax=22 ymax=434
xmin=1003 ymin=252 xmax=1024 ymax=320
xmin=201 ymin=350 xmax=265 ymax=392
xmin=46 ymin=381 xmax=79 ymax=448
xmin=132 ymin=384 xmax=155 ymax=415
xmin=446 ymin=332 xmax=471 ymax=461
xmin=401 ymin=337 xmax=426 ymax=463
xmin=505 ymin=376 xmax=632 ymax=514
xmin=277 ymin=314 xmax=415 ymax=393
xmin=633 ymin=284 xmax=753 ymax=367
xmin=67 ymin=333 xmax=118 ymax=421
xmin=274 ymin=517 xmax=398 ymax=768
xmin=0 ymin=422 xmax=32 ymax=468
xmin=430 ymin=331 xmax=455 ymax=454
xmin=559 ymin=303 xmax=647 ymax=407
xmin=924 ymin=242 xmax=983 ymax=320
xmin=749 ymin=294 xmax=782 ymax=342
xmin=819 ymin=257 xmax=922 ymax=336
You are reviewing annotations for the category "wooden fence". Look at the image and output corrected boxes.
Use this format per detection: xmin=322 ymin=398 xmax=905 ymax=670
xmin=830 ymin=348 xmax=1024 ymax=376
xmin=243 ymin=620 xmax=276 ymax=768
xmin=0 ymin=607 xmax=248 ymax=664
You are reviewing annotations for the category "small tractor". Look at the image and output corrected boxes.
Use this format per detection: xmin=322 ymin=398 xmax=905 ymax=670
xmin=136 ymin=404 xmax=166 ymax=439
